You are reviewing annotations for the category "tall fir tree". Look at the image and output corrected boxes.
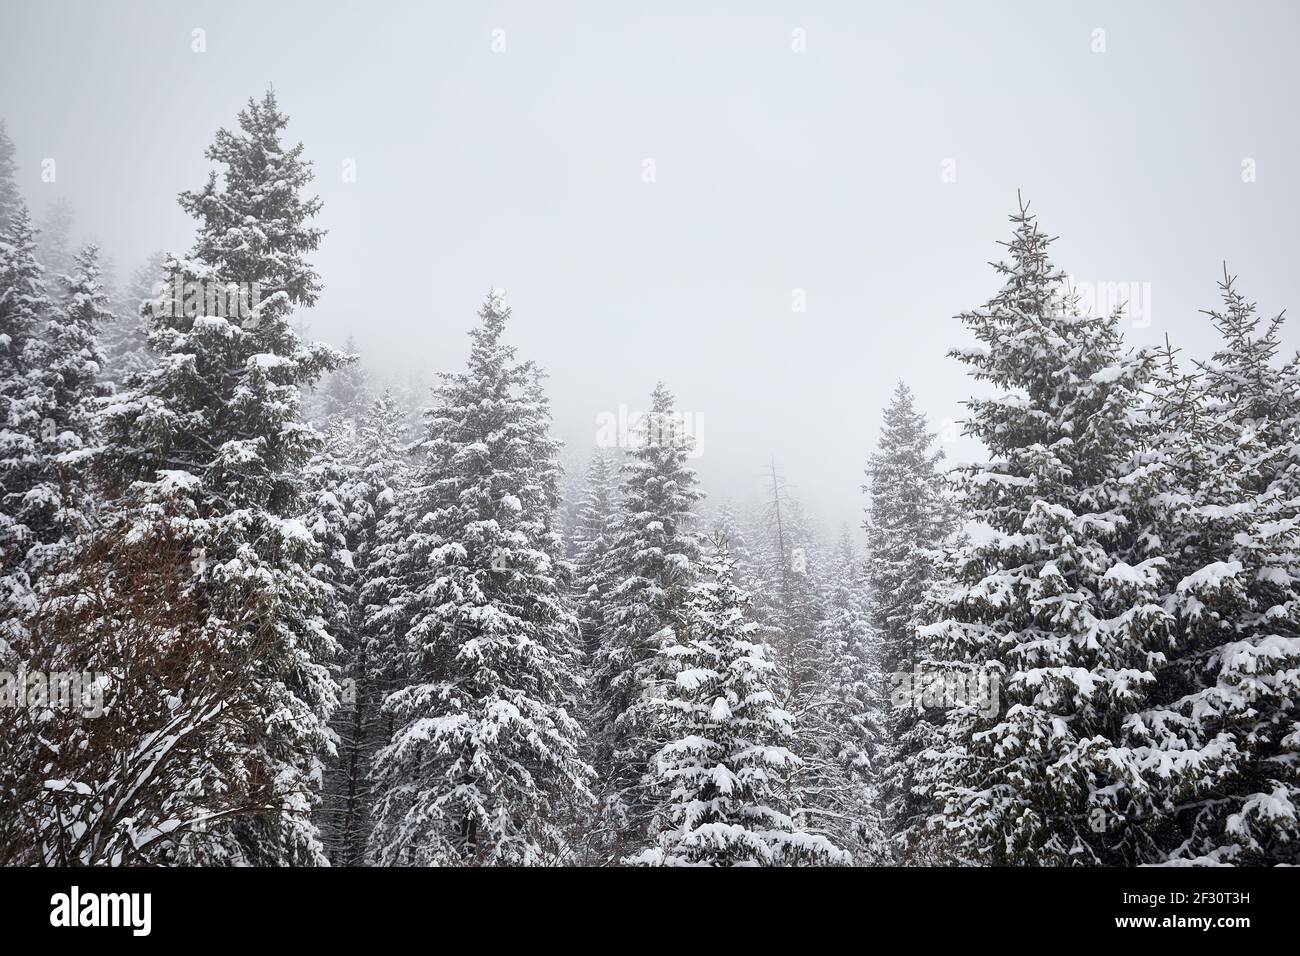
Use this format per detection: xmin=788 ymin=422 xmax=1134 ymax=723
xmin=918 ymin=198 xmax=1168 ymax=865
xmin=369 ymin=291 xmax=593 ymax=865
xmin=571 ymin=447 xmax=619 ymax=659
xmin=631 ymin=537 xmax=848 ymax=866
xmin=0 ymin=120 xmax=21 ymax=234
xmin=746 ymin=472 xmax=832 ymax=821
xmin=0 ymin=205 xmax=52 ymax=649
xmin=90 ymin=90 xmax=345 ymax=865
xmin=795 ymin=527 xmax=890 ymax=862
xmin=588 ymin=382 xmax=703 ymax=857
xmin=20 ymin=244 xmax=111 ymax=566
xmin=307 ymin=389 xmax=413 ymax=865
xmin=1130 ymin=271 xmax=1300 ymax=863
xmin=302 ymin=415 xmax=364 ymax=863
xmin=710 ymin=500 xmax=757 ymax=584
xmin=863 ymin=381 xmax=958 ymax=853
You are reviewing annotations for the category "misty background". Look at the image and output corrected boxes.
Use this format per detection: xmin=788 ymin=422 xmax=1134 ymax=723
xmin=1 ymin=0 xmax=1296 ymax=533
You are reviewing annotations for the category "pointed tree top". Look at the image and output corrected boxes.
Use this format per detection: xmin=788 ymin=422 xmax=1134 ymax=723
xmin=0 ymin=118 xmax=20 ymax=233
xmin=471 ymin=287 xmax=512 ymax=347
xmin=650 ymin=380 xmax=675 ymax=413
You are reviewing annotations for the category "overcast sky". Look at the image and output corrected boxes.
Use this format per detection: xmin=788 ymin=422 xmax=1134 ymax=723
xmin=2 ymin=0 xmax=1297 ymax=534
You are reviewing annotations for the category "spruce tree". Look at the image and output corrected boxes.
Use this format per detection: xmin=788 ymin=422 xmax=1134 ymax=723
xmin=919 ymin=198 xmax=1167 ymax=865
xmin=1133 ymin=271 xmax=1300 ymax=863
xmin=863 ymin=381 xmax=958 ymax=852
xmin=309 ymin=390 xmax=412 ymax=865
xmin=631 ymin=538 xmax=848 ymax=866
xmin=0 ymin=120 xmax=21 ymax=234
xmin=369 ymin=291 xmax=593 ymax=865
xmin=303 ymin=415 xmax=364 ymax=863
xmin=311 ymin=391 xmax=415 ymax=857
xmin=0 ymin=205 xmax=52 ymax=648
xmin=92 ymin=90 xmax=344 ymax=865
xmin=746 ymin=476 xmax=829 ymax=798
xmin=20 ymin=244 xmax=111 ymax=564
xmin=796 ymin=527 xmax=890 ymax=862
xmin=571 ymin=447 xmax=619 ymax=659
xmin=588 ymin=381 xmax=703 ymax=856
xmin=710 ymin=501 xmax=757 ymax=584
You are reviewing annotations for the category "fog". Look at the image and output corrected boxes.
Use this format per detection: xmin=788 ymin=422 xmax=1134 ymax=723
xmin=2 ymin=0 xmax=1297 ymax=533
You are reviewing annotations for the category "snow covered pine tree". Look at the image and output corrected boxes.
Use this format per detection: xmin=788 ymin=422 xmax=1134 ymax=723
xmin=918 ymin=197 xmax=1171 ymax=865
xmin=86 ymin=90 xmax=345 ymax=865
xmin=746 ymin=467 xmax=881 ymax=857
xmin=587 ymin=382 xmax=703 ymax=858
xmin=571 ymin=447 xmax=619 ymax=660
xmin=22 ymin=245 xmax=113 ymax=561
xmin=0 ymin=205 xmax=53 ymax=634
xmin=308 ymin=389 xmax=412 ymax=865
xmin=632 ymin=536 xmax=848 ymax=866
xmin=798 ymin=528 xmax=890 ymax=863
xmin=369 ymin=290 xmax=593 ymax=865
xmin=863 ymin=381 xmax=958 ymax=857
xmin=1133 ymin=270 xmax=1300 ymax=864
xmin=0 ymin=121 xmax=21 ymax=236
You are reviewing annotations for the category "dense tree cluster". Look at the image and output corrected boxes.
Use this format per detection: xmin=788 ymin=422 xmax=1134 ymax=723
xmin=1 ymin=100 xmax=1294 ymax=867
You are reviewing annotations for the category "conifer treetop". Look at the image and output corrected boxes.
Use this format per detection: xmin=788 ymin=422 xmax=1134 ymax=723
xmin=0 ymin=121 xmax=20 ymax=235
xmin=178 ymin=89 xmax=324 ymax=309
